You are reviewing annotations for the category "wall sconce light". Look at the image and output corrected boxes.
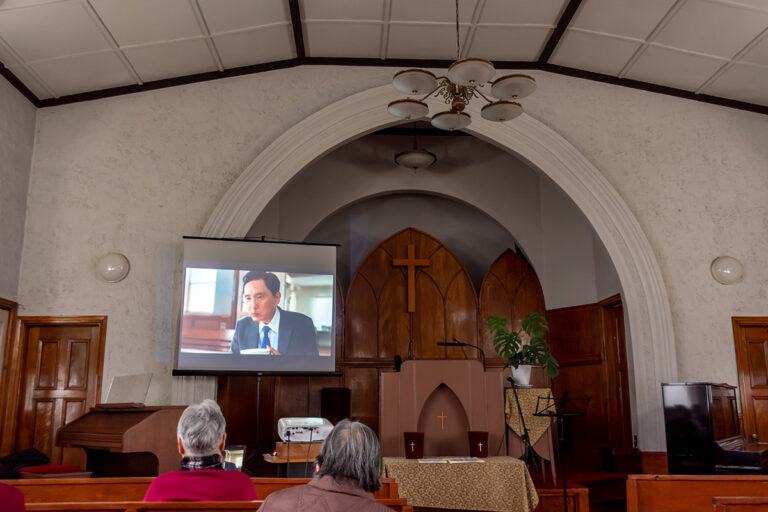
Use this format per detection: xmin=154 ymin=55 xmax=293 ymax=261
xmin=96 ymin=252 xmax=130 ymax=282
xmin=710 ymin=256 xmax=743 ymax=285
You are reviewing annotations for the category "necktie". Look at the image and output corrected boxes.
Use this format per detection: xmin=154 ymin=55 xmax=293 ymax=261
xmin=261 ymin=325 xmax=271 ymax=349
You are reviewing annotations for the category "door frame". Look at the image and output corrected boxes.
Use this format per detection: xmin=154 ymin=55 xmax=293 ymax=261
xmin=732 ymin=316 xmax=768 ymax=441
xmin=0 ymin=316 xmax=107 ymax=456
xmin=0 ymin=297 xmax=18 ymax=456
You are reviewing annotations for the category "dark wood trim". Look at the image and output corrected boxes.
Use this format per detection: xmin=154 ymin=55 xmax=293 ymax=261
xmin=288 ymin=0 xmax=305 ymax=60
xmin=598 ymin=293 xmax=622 ymax=308
xmin=2 ymin=52 xmax=767 ymax=117
xmin=0 ymin=62 xmax=41 ymax=107
xmin=0 ymin=315 xmax=107 ymax=457
xmin=0 ymin=297 xmax=19 ymax=456
xmin=538 ymin=0 xmax=583 ymax=63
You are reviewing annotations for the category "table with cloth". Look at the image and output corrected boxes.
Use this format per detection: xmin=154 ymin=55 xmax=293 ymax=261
xmin=504 ymin=387 xmax=556 ymax=484
xmin=382 ymin=456 xmax=539 ymax=512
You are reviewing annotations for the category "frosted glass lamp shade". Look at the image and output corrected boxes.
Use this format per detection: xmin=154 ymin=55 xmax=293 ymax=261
xmin=392 ymin=69 xmax=438 ymax=95
xmin=430 ymin=110 xmax=471 ymax=131
xmin=97 ymin=252 xmax=130 ymax=282
xmin=395 ymin=149 xmax=437 ymax=169
xmin=711 ymin=256 xmax=743 ymax=285
xmin=388 ymin=99 xmax=429 ymax=120
xmin=481 ymin=101 xmax=523 ymax=122
xmin=491 ymin=74 xmax=536 ymax=100
xmin=447 ymin=58 xmax=495 ymax=86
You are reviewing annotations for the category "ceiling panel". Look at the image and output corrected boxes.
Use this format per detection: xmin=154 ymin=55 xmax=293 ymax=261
xmin=570 ymin=0 xmax=675 ymax=40
xmin=0 ymin=1 xmax=111 ymax=61
xmin=625 ymin=45 xmax=727 ymax=91
xmin=479 ymin=0 xmax=567 ymax=25
xmin=468 ymin=26 xmax=551 ymax=61
xmin=302 ymin=0 xmax=385 ymax=21
xmin=123 ymin=39 xmax=217 ymax=82
xmin=550 ymin=30 xmax=641 ymax=76
xmin=29 ymin=51 xmax=135 ymax=97
xmin=387 ymin=23 xmax=470 ymax=59
xmin=213 ymin=24 xmax=296 ymax=68
xmin=654 ymin=0 xmax=768 ymax=59
xmin=703 ymin=62 xmax=768 ymax=106
xmin=90 ymin=0 xmax=202 ymax=46
xmin=304 ymin=21 xmax=382 ymax=58
xmin=199 ymin=0 xmax=290 ymax=33
xmin=738 ymin=32 xmax=768 ymax=66
xmin=390 ymin=0 xmax=477 ymax=23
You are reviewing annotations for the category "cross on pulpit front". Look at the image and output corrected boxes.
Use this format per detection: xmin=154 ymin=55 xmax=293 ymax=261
xmin=438 ymin=411 xmax=448 ymax=430
xmin=393 ymin=244 xmax=430 ymax=313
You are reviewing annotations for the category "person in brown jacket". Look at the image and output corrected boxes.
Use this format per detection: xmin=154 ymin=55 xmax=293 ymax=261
xmin=260 ymin=419 xmax=392 ymax=512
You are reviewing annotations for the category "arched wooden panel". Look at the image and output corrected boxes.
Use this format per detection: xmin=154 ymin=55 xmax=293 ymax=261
xmin=445 ymin=272 xmax=479 ymax=358
xmin=378 ymin=277 xmax=410 ymax=358
xmin=412 ymin=273 xmax=446 ymax=359
xmin=345 ymin=275 xmax=378 ymax=359
xmin=479 ymin=249 xmax=546 ymax=364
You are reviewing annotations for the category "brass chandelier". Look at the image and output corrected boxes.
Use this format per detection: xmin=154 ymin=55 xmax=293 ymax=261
xmin=387 ymin=0 xmax=536 ymax=131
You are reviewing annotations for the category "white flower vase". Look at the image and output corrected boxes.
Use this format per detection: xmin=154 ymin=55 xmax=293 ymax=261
xmin=510 ymin=364 xmax=532 ymax=386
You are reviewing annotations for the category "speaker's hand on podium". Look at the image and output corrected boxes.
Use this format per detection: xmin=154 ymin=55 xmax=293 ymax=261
xmin=268 ymin=346 xmax=281 ymax=355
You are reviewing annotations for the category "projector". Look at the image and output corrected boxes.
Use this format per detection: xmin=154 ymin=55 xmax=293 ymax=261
xmin=277 ymin=417 xmax=333 ymax=443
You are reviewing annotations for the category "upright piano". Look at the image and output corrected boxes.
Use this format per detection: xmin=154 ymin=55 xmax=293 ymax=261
xmin=662 ymin=382 xmax=768 ymax=474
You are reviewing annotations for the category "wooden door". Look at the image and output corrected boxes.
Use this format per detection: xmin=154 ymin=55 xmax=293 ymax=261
xmin=600 ymin=294 xmax=633 ymax=451
xmin=732 ymin=317 xmax=768 ymax=442
xmin=14 ymin=318 xmax=106 ymax=467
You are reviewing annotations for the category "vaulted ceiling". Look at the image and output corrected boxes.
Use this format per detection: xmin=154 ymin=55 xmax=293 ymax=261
xmin=1 ymin=0 xmax=767 ymax=113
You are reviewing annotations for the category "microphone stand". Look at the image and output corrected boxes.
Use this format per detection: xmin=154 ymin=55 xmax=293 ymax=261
xmin=436 ymin=339 xmax=486 ymax=370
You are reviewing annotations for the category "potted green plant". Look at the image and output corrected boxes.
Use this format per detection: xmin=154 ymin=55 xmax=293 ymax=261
xmin=488 ymin=312 xmax=559 ymax=385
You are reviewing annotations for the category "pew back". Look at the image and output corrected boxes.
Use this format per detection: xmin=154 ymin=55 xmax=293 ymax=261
xmin=713 ymin=497 xmax=768 ymax=511
xmin=25 ymin=498 xmax=412 ymax=512
xmin=6 ymin=477 xmax=399 ymax=503
xmin=627 ymin=474 xmax=768 ymax=512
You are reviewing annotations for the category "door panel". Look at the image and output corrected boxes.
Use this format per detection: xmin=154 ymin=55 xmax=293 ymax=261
xmin=733 ymin=318 xmax=768 ymax=442
xmin=15 ymin=321 xmax=104 ymax=467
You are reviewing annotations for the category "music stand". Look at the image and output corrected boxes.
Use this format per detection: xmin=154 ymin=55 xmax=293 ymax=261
xmin=533 ymin=393 xmax=590 ymax=512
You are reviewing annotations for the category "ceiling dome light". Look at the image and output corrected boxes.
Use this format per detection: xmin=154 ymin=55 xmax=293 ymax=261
xmin=388 ymin=99 xmax=429 ymax=120
xmin=395 ymin=148 xmax=437 ymax=170
xmin=481 ymin=101 xmax=523 ymax=122
xmin=447 ymin=58 xmax=495 ymax=87
xmin=393 ymin=69 xmax=439 ymax=95
xmin=491 ymin=74 xmax=536 ymax=100
xmin=431 ymin=110 xmax=471 ymax=131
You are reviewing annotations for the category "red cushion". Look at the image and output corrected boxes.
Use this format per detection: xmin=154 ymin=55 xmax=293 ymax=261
xmin=18 ymin=464 xmax=82 ymax=474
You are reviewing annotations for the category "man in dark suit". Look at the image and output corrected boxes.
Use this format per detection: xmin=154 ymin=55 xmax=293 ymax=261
xmin=230 ymin=271 xmax=318 ymax=356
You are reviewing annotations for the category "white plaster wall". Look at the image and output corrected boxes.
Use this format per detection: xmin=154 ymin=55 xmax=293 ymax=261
xmin=16 ymin=65 xmax=768 ymax=405
xmin=0 ymin=78 xmax=36 ymax=300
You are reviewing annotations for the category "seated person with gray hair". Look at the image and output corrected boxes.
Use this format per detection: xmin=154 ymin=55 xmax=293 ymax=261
xmin=260 ymin=419 xmax=391 ymax=512
xmin=143 ymin=399 xmax=257 ymax=502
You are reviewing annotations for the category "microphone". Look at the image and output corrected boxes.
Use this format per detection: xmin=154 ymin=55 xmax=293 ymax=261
xmin=437 ymin=338 xmax=486 ymax=370
xmin=393 ymin=355 xmax=402 ymax=372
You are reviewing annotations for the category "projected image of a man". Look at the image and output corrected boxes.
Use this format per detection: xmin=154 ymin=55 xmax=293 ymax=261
xmin=230 ymin=271 xmax=319 ymax=356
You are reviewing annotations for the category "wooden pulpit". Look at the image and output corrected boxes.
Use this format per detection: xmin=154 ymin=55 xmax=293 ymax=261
xmin=56 ymin=405 xmax=185 ymax=476
xmin=379 ymin=360 xmax=506 ymax=457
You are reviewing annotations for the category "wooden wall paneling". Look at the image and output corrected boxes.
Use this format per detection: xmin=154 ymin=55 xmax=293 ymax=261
xmin=377 ymin=276 xmax=410 ymax=359
xmin=343 ymin=366 xmax=379 ymax=433
xmin=444 ymin=271 xmax=479 ymax=359
xmin=217 ymin=375 xmax=276 ymax=474
xmin=479 ymin=250 xmax=546 ymax=366
xmin=274 ymin=376 xmax=310 ymax=419
xmin=411 ymin=273 xmax=446 ymax=359
xmin=345 ymin=276 xmax=379 ymax=359
xmin=732 ymin=318 xmax=768 ymax=442
xmin=334 ymin=281 xmax=344 ymax=364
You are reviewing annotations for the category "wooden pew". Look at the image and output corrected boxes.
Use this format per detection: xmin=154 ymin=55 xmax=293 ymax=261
xmin=713 ymin=497 xmax=768 ymax=511
xmin=25 ymin=498 xmax=412 ymax=512
xmin=7 ymin=477 xmax=399 ymax=503
xmin=627 ymin=474 xmax=768 ymax=512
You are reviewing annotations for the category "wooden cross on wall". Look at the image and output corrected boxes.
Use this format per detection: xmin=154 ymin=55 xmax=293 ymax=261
xmin=393 ymin=244 xmax=430 ymax=312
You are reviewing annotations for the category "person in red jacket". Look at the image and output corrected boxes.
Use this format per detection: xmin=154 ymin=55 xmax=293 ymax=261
xmin=259 ymin=420 xmax=392 ymax=512
xmin=143 ymin=399 xmax=257 ymax=502
xmin=0 ymin=482 xmax=26 ymax=512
